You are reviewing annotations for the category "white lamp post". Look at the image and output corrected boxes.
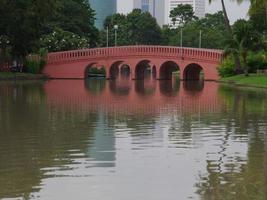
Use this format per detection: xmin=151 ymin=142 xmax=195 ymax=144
xmin=199 ymin=30 xmax=202 ymax=48
xmin=114 ymin=25 xmax=118 ymax=46
xmin=106 ymin=26 xmax=109 ymax=47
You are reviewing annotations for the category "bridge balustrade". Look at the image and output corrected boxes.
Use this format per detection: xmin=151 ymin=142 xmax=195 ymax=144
xmin=46 ymin=46 xmax=223 ymax=65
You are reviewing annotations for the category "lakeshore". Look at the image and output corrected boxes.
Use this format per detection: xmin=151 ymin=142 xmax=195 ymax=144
xmin=0 ymin=72 xmax=48 ymax=80
xmin=220 ymin=74 xmax=267 ymax=89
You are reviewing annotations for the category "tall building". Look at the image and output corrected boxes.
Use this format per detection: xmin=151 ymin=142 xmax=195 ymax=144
xmin=116 ymin=0 xmax=205 ymax=27
xmin=164 ymin=0 xmax=205 ymax=26
xmin=132 ymin=0 xmax=165 ymax=26
xmin=89 ymin=0 xmax=117 ymax=29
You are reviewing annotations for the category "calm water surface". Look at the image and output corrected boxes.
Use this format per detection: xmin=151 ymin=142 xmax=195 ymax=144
xmin=0 ymin=79 xmax=267 ymax=200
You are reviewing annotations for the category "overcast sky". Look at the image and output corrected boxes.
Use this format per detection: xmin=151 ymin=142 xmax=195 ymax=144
xmin=207 ymin=0 xmax=250 ymax=23
xmin=117 ymin=0 xmax=251 ymax=24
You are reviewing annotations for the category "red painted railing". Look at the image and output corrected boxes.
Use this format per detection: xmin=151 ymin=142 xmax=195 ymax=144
xmin=46 ymin=46 xmax=223 ymax=65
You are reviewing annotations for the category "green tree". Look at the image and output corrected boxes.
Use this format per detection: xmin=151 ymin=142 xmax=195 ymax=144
xmin=249 ymin=0 xmax=267 ymax=31
xmin=40 ymin=28 xmax=90 ymax=52
xmin=101 ymin=9 xmax=162 ymax=46
xmin=166 ymin=12 xmax=227 ymax=49
xmin=208 ymin=0 xmax=242 ymax=73
xmin=46 ymin=0 xmax=98 ymax=47
xmin=224 ymin=20 xmax=261 ymax=76
xmin=0 ymin=0 xmax=57 ymax=56
xmin=169 ymin=4 xmax=197 ymax=27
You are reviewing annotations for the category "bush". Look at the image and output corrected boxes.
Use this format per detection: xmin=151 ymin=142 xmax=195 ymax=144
xmin=247 ymin=51 xmax=267 ymax=73
xmin=218 ymin=56 xmax=236 ymax=78
xmin=26 ymin=60 xmax=40 ymax=74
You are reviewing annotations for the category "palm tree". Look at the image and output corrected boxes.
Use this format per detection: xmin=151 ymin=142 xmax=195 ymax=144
xmin=225 ymin=19 xmax=260 ymax=76
xmin=208 ymin=0 xmax=242 ymax=73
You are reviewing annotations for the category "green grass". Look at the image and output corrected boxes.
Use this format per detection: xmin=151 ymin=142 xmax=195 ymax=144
xmin=221 ymin=74 xmax=267 ymax=88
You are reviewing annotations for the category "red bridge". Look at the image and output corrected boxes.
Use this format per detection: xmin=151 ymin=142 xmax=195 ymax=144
xmin=43 ymin=46 xmax=223 ymax=80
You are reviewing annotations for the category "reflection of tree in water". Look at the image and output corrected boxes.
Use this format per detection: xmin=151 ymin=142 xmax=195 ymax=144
xmin=85 ymin=79 xmax=106 ymax=94
xmin=196 ymin=85 xmax=267 ymax=199
xmin=0 ymin=82 xmax=101 ymax=199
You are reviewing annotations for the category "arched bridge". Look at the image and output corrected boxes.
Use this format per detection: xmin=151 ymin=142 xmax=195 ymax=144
xmin=43 ymin=46 xmax=223 ymax=80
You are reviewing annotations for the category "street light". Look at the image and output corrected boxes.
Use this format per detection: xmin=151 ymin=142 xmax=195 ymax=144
xmin=199 ymin=30 xmax=202 ymax=48
xmin=106 ymin=26 xmax=109 ymax=47
xmin=180 ymin=28 xmax=183 ymax=59
xmin=114 ymin=25 xmax=118 ymax=46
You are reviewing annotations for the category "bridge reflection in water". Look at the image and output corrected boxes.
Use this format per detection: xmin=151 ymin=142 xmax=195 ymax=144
xmin=44 ymin=78 xmax=225 ymax=115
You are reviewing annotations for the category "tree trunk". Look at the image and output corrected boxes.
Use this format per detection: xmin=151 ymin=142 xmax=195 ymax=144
xmin=221 ymin=0 xmax=242 ymax=73
xmin=242 ymin=51 xmax=249 ymax=76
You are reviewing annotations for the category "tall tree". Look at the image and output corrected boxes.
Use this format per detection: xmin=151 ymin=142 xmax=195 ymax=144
xmin=208 ymin=0 xmax=242 ymax=73
xmin=249 ymin=0 xmax=267 ymax=31
xmin=101 ymin=9 xmax=162 ymax=46
xmin=0 ymin=0 xmax=57 ymax=56
xmin=46 ymin=0 xmax=98 ymax=47
xmin=169 ymin=4 xmax=197 ymax=27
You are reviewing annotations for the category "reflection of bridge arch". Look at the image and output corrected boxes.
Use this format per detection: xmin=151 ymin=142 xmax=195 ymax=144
xmin=43 ymin=46 xmax=223 ymax=81
xmin=45 ymin=80 xmax=224 ymax=115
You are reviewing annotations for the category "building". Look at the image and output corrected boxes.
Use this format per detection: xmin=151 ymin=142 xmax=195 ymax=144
xmin=117 ymin=0 xmax=204 ymax=27
xmin=89 ymin=0 xmax=117 ymax=29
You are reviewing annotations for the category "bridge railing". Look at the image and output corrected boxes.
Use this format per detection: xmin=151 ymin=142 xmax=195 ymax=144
xmin=46 ymin=46 xmax=223 ymax=64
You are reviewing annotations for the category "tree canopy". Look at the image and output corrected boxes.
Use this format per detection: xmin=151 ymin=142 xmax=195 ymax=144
xmin=169 ymin=4 xmax=197 ymax=27
xmin=100 ymin=9 xmax=162 ymax=46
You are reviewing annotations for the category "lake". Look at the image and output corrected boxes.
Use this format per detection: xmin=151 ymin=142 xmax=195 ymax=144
xmin=0 ymin=79 xmax=267 ymax=200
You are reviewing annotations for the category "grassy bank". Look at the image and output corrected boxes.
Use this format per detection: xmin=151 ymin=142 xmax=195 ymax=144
xmin=221 ymin=74 xmax=267 ymax=88
xmin=0 ymin=72 xmax=48 ymax=80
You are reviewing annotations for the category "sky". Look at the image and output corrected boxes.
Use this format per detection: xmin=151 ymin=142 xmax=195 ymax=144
xmin=117 ymin=0 xmax=251 ymax=24
xmin=207 ymin=0 xmax=250 ymax=24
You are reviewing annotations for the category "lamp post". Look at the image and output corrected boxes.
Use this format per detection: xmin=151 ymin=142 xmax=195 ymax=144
xmin=114 ymin=25 xmax=118 ymax=46
xmin=106 ymin=26 xmax=109 ymax=47
xmin=199 ymin=30 xmax=202 ymax=48
xmin=180 ymin=28 xmax=183 ymax=58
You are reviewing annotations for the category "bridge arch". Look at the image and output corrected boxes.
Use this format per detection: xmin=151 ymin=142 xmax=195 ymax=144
xmin=135 ymin=60 xmax=152 ymax=80
xmin=110 ymin=61 xmax=124 ymax=79
xmin=120 ymin=64 xmax=131 ymax=77
xmin=159 ymin=61 xmax=180 ymax=80
xmin=183 ymin=63 xmax=204 ymax=80
xmin=84 ymin=63 xmax=99 ymax=78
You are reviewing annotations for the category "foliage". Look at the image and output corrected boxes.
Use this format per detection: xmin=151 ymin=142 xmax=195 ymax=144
xmin=40 ymin=29 xmax=90 ymax=52
xmin=247 ymin=51 xmax=267 ymax=72
xmin=46 ymin=0 xmax=98 ymax=47
xmin=169 ymin=4 xmax=197 ymax=27
xmin=100 ymin=9 xmax=162 ymax=46
xmin=88 ymin=67 xmax=106 ymax=75
xmin=25 ymin=48 xmax=47 ymax=74
xmin=0 ymin=0 xmax=58 ymax=56
xmin=0 ymin=0 xmax=98 ymax=59
xmin=249 ymin=0 xmax=267 ymax=31
xmin=218 ymin=56 xmax=236 ymax=77
xmin=165 ymin=11 xmax=227 ymax=49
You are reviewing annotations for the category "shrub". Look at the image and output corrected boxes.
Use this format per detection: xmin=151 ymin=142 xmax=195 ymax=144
xmin=26 ymin=60 xmax=40 ymax=74
xmin=247 ymin=51 xmax=267 ymax=73
xmin=217 ymin=56 xmax=236 ymax=78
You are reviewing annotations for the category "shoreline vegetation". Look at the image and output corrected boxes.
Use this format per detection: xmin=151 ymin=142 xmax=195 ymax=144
xmin=0 ymin=72 xmax=49 ymax=80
